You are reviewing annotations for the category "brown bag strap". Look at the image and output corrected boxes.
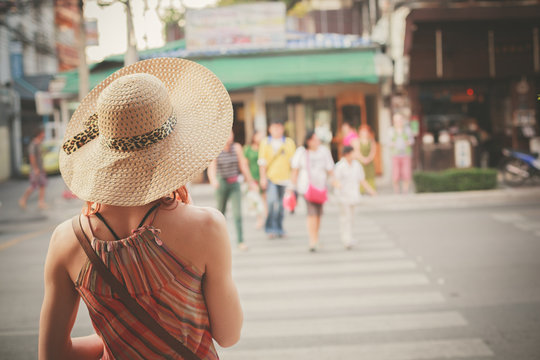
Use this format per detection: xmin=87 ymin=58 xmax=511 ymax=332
xmin=71 ymin=216 xmax=200 ymax=360
xmin=265 ymin=140 xmax=287 ymax=173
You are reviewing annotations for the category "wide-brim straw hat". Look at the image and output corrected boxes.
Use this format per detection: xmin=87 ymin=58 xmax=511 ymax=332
xmin=59 ymin=58 xmax=232 ymax=206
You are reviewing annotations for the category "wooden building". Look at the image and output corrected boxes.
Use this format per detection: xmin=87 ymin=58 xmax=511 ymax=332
xmin=404 ymin=2 xmax=540 ymax=169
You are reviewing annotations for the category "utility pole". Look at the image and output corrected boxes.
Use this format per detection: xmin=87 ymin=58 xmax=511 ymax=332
xmin=124 ymin=0 xmax=138 ymax=66
xmin=77 ymin=0 xmax=89 ymax=101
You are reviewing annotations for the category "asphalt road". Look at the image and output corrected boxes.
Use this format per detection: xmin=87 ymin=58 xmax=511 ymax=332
xmin=0 ymin=177 xmax=539 ymax=359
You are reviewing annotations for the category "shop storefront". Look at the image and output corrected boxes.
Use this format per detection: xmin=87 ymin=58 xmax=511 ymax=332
xmin=57 ymin=40 xmax=392 ymax=177
xmin=404 ymin=5 xmax=540 ymax=171
xmin=230 ymin=82 xmax=380 ymax=167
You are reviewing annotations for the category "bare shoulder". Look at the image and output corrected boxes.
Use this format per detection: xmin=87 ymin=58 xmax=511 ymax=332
xmin=161 ymin=204 xmax=228 ymax=246
xmin=49 ymin=218 xmax=79 ymax=256
xmin=45 ymin=217 xmax=86 ymax=282
xmin=233 ymin=142 xmax=243 ymax=153
xmin=178 ymin=204 xmax=227 ymax=239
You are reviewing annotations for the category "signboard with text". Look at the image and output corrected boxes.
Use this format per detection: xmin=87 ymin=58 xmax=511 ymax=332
xmin=185 ymin=2 xmax=286 ymax=52
xmin=454 ymin=137 xmax=473 ymax=168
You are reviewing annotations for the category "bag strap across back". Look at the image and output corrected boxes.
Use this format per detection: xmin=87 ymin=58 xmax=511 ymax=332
xmin=305 ymin=148 xmax=312 ymax=183
xmin=71 ymin=215 xmax=200 ymax=360
xmin=265 ymin=138 xmax=287 ymax=173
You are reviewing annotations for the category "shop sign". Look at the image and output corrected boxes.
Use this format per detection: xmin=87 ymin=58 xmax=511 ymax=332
xmin=85 ymin=19 xmax=99 ymax=47
xmin=35 ymin=91 xmax=54 ymax=116
xmin=9 ymin=41 xmax=23 ymax=79
xmin=185 ymin=2 xmax=286 ymax=52
xmin=454 ymin=138 xmax=472 ymax=168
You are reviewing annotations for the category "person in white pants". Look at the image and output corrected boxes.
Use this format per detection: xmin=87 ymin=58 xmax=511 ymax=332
xmin=333 ymin=146 xmax=377 ymax=249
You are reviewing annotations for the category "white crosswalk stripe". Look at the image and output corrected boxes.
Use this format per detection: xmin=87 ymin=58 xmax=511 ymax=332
xmin=491 ymin=211 xmax=540 ymax=238
xmin=233 ymin=259 xmax=418 ymax=279
xmin=233 ymin=248 xmax=407 ymax=266
xmin=243 ymin=291 xmax=446 ymax=313
xmin=221 ymin=214 xmax=494 ymax=359
xmin=240 ymin=311 xmax=468 ymax=338
xmin=236 ymin=273 xmax=431 ymax=295
xmin=219 ymin=339 xmax=494 ymax=360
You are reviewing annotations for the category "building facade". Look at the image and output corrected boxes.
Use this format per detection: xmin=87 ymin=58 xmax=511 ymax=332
xmin=0 ymin=0 xmax=58 ymax=180
xmin=389 ymin=0 xmax=540 ymax=171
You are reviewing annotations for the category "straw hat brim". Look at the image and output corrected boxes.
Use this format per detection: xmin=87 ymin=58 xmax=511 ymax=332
xmin=59 ymin=58 xmax=233 ymax=206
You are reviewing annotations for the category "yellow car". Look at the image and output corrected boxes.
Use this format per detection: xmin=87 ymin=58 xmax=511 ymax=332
xmin=20 ymin=140 xmax=61 ymax=176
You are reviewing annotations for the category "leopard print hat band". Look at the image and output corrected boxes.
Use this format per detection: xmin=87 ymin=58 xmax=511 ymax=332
xmin=59 ymin=58 xmax=233 ymax=207
xmin=62 ymin=113 xmax=177 ymax=155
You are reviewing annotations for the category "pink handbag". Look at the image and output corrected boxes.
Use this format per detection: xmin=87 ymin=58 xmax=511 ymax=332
xmin=303 ymin=150 xmax=328 ymax=204
xmin=304 ymin=184 xmax=327 ymax=204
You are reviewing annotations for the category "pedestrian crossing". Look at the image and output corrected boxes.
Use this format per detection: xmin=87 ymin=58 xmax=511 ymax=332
xmin=218 ymin=213 xmax=495 ymax=359
xmin=219 ymin=339 xmax=493 ymax=360
xmin=491 ymin=211 xmax=540 ymax=237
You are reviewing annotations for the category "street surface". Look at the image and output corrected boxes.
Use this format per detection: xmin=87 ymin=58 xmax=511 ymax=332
xmin=1 ymin=176 xmax=539 ymax=360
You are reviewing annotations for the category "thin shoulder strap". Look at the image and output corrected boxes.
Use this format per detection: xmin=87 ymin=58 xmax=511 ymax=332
xmin=305 ymin=148 xmax=312 ymax=182
xmin=137 ymin=203 xmax=161 ymax=228
xmin=93 ymin=202 xmax=160 ymax=240
xmin=94 ymin=212 xmax=121 ymax=240
xmin=71 ymin=216 xmax=200 ymax=360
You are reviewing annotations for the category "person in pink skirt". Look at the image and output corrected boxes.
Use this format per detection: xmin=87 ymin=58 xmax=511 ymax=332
xmin=388 ymin=112 xmax=415 ymax=194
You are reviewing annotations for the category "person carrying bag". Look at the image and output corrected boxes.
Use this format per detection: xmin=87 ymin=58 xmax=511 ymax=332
xmin=258 ymin=121 xmax=296 ymax=238
xmin=291 ymin=131 xmax=334 ymax=252
xmin=304 ymin=150 xmax=328 ymax=205
xmin=39 ymin=58 xmax=243 ymax=359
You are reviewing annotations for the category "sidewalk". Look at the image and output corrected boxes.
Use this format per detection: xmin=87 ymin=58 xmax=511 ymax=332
xmin=191 ymin=179 xmax=540 ymax=213
xmin=2 ymin=175 xmax=540 ymax=227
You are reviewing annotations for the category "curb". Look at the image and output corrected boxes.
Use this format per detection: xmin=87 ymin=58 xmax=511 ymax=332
xmin=358 ymin=187 xmax=540 ymax=211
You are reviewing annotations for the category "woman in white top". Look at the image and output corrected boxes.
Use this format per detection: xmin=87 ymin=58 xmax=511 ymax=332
xmin=290 ymin=131 xmax=334 ymax=252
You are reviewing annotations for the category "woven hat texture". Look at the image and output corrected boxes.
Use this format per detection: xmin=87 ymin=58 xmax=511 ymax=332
xmin=59 ymin=58 xmax=233 ymax=206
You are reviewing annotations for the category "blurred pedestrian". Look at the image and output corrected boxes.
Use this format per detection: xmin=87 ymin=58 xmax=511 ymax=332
xmin=358 ymin=124 xmax=377 ymax=193
xmin=334 ymin=146 xmax=376 ymax=250
xmin=291 ymin=131 xmax=334 ymax=252
xmin=208 ymin=131 xmax=258 ymax=251
xmin=315 ymin=118 xmax=332 ymax=149
xmin=388 ymin=112 xmax=415 ymax=194
xmin=341 ymin=120 xmax=359 ymax=148
xmin=244 ymin=130 xmax=266 ymax=229
xmin=39 ymin=59 xmax=242 ymax=359
xmin=258 ymin=120 xmax=296 ymax=238
xmin=19 ymin=128 xmax=48 ymax=210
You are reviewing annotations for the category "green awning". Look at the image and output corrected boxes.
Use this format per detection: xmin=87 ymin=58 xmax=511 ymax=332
xmin=59 ymin=49 xmax=378 ymax=94
xmin=199 ymin=50 xmax=378 ymax=90
xmin=60 ymin=67 xmax=118 ymax=95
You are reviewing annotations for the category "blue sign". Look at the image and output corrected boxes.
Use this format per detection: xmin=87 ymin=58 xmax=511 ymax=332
xmin=9 ymin=41 xmax=24 ymax=79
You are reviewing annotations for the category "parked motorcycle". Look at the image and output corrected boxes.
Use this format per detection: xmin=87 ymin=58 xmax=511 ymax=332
xmin=499 ymin=149 xmax=540 ymax=186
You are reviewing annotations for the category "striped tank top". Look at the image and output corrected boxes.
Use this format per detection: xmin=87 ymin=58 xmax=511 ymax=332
xmin=75 ymin=205 xmax=218 ymax=359
xmin=216 ymin=145 xmax=240 ymax=180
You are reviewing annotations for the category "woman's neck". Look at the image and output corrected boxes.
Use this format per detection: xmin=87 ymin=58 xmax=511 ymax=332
xmin=98 ymin=200 xmax=160 ymax=215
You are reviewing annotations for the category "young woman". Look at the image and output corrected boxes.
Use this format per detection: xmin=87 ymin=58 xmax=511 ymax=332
xmin=358 ymin=124 xmax=377 ymax=193
xmin=388 ymin=112 xmax=415 ymax=194
xmin=291 ymin=131 xmax=334 ymax=252
xmin=39 ymin=58 xmax=243 ymax=359
xmin=208 ymin=131 xmax=258 ymax=251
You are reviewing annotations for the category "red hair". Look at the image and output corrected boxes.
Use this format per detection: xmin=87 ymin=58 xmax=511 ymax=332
xmin=83 ymin=185 xmax=190 ymax=215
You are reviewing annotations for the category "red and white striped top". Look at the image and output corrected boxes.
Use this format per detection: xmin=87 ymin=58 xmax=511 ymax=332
xmin=75 ymin=221 xmax=218 ymax=359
